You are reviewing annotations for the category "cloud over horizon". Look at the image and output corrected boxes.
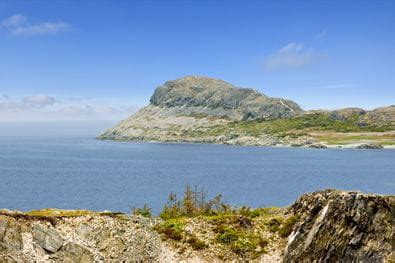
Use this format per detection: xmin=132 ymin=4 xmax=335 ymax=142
xmin=264 ymin=42 xmax=327 ymax=71
xmin=0 ymin=14 xmax=70 ymax=36
xmin=0 ymin=94 xmax=138 ymax=121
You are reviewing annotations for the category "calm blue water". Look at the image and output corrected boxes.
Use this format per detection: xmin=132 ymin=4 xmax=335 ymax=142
xmin=0 ymin=136 xmax=394 ymax=214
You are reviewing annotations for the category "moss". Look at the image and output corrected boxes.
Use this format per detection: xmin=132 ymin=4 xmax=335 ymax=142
xmin=26 ymin=209 xmax=123 ymax=218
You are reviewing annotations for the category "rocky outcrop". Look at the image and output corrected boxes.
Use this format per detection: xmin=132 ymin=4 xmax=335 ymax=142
xmin=150 ymin=76 xmax=303 ymax=120
xmin=99 ymin=75 xmax=303 ymax=143
xmin=0 ymin=190 xmax=393 ymax=262
xmin=0 ymin=210 xmax=164 ymax=262
xmin=284 ymin=190 xmax=394 ymax=262
xmin=355 ymin=143 xmax=384 ymax=149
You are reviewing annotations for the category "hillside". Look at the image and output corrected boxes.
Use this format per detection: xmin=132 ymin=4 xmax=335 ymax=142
xmin=0 ymin=190 xmax=393 ymax=262
xmin=99 ymin=76 xmax=395 ymax=148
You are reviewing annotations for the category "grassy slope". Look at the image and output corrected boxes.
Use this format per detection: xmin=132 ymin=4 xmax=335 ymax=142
xmin=184 ymin=113 xmax=395 ymax=145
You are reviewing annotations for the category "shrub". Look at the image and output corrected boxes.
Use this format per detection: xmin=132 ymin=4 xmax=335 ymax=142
xmin=230 ymin=239 xmax=257 ymax=255
xmin=217 ymin=228 xmax=239 ymax=244
xmin=159 ymin=185 xmax=229 ymax=219
xmin=187 ymin=235 xmax=208 ymax=250
xmin=278 ymin=215 xmax=298 ymax=237
xmin=132 ymin=204 xmax=152 ymax=218
xmin=266 ymin=217 xmax=283 ymax=232
xmin=154 ymin=220 xmax=184 ymax=241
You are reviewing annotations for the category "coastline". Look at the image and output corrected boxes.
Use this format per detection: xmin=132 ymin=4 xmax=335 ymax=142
xmin=98 ymin=137 xmax=395 ymax=150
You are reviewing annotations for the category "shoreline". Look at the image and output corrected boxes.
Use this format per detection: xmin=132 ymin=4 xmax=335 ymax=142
xmin=98 ymin=137 xmax=395 ymax=150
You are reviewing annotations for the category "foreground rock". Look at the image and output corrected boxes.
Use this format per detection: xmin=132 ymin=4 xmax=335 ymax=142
xmin=284 ymin=190 xmax=394 ymax=262
xmin=0 ymin=190 xmax=393 ymax=262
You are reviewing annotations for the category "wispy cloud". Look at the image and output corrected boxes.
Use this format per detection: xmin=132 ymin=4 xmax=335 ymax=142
xmin=0 ymin=95 xmax=138 ymax=121
xmin=23 ymin=95 xmax=55 ymax=108
xmin=0 ymin=14 xmax=70 ymax=36
xmin=264 ymin=42 xmax=327 ymax=71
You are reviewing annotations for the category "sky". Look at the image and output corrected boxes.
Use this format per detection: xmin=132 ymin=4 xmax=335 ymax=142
xmin=0 ymin=0 xmax=394 ymax=123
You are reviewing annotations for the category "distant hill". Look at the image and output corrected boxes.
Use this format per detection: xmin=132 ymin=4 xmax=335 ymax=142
xmin=99 ymin=76 xmax=395 ymax=148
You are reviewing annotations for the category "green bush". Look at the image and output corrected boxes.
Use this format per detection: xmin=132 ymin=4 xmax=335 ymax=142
xmin=154 ymin=220 xmax=184 ymax=241
xmin=217 ymin=228 xmax=239 ymax=244
xmin=187 ymin=235 xmax=208 ymax=250
xmin=278 ymin=215 xmax=298 ymax=237
xmin=132 ymin=204 xmax=152 ymax=218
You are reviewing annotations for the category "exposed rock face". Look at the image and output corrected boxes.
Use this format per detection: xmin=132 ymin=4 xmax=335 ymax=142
xmin=32 ymin=224 xmax=63 ymax=253
xmin=0 ymin=211 xmax=164 ymax=262
xmin=284 ymin=190 xmax=394 ymax=262
xmin=355 ymin=143 xmax=384 ymax=149
xmin=0 ymin=190 xmax=393 ymax=262
xmin=150 ymin=76 xmax=303 ymax=120
xmin=329 ymin=107 xmax=366 ymax=121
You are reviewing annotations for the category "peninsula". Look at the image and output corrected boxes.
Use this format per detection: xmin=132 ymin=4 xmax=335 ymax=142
xmin=100 ymin=76 xmax=395 ymax=148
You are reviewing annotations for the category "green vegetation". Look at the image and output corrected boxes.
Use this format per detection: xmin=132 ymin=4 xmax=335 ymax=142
xmin=185 ymin=112 xmax=393 ymax=139
xmin=316 ymin=133 xmax=395 ymax=145
xmin=26 ymin=209 xmax=123 ymax=218
xmin=132 ymin=204 xmax=152 ymax=218
xmin=278 ymin=215 xmax=298 ymax=237
xmin=154 ymin=186 xmax=292 ymax=259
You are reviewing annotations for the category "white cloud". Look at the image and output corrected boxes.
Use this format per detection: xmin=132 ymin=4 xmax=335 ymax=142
xmin=0 ymin=14 xmax=70 ymax=36
xmin=23 ymin=95 xmax=55 ymax=108
xmin=0 ymin=94 xmax=138 ymax=121
xmin=264 ymin=42 xmax=327 ymax=71
xmin=0 ymin=14 xmax=27 ymax=28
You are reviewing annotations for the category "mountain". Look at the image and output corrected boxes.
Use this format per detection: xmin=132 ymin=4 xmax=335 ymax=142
xmin=99 ymin=76 xmax=395 ymax=148
xmin=149 ymin=75 xmax=303 ymax=120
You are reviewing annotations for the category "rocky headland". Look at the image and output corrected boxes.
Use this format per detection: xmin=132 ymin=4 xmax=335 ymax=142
xmin=0 ymin=190 xmax=393 ymax=262
xmin=99 ymin=76 xmax=395 ymax=148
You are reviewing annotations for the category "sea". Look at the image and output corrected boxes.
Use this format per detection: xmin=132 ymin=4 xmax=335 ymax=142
xmin=0 ymin=121 xmax=394 ymax=214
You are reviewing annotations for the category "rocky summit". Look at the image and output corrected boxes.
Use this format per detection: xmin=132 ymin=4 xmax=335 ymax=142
xmin=0 ymin=190 xmax=393 ymax=262
xmin=99 ymin=76 xmax=395 ymax=148
xmin=150 ymin=75 xmax=303 ymax=121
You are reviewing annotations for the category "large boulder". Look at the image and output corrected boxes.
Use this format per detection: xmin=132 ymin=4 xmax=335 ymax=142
xmin=0 ymin=216 xmax=22 ymax=251
xmin=284 ymin=190 xmax=394 ymax=262
xmin=32 ymin=224 xmax=63 ymax=253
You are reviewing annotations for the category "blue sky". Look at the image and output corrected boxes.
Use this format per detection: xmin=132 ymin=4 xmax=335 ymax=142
xmin=0 ymin=0 xmax=394 ymax=121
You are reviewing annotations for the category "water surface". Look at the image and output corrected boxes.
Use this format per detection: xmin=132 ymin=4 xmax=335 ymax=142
xmin=0 ymin=136 xmax=394 ymax=213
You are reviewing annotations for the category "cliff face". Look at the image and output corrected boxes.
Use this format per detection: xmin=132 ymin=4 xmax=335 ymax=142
xmin=0 ymin=190 xmax=393 ymax=262
xmin=149 ymin=75 xmax=303 ymax=121
xmin=284 ymin=190 xmax=394 ymax=262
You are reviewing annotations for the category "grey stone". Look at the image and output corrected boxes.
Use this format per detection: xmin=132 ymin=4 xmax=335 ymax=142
xmin=32 ymin=224 xmax=63 ymax=253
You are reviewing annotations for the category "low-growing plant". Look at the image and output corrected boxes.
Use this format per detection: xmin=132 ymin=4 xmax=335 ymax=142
xmin=132 ymin=204 xmax=152 ymax=218
xmin=266 ymin=217 xmax=283 ymax=232
xmin=217 ymin=227 xmax=239 ymax=244
xmin=187 ymin=235 xmax=208 ymax=250
xmin=278 ymin=215 xmax=298 ymax=237
xmin=154 ymin=220 xmax=184 ymax=241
